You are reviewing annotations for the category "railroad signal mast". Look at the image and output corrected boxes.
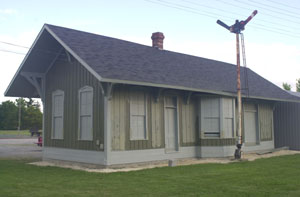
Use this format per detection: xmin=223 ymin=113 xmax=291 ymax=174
xmin=217 ymin=10 xmax=257 ymax=159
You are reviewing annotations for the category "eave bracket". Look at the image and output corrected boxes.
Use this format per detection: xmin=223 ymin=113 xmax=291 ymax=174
xmin=20 ymin=72 xmax=45 ymax=102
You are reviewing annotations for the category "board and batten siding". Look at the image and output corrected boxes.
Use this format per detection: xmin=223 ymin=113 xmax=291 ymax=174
xmin=111 ymin=86 xmax=157 ymax=151
xmin=110 ymin=87 xmax=200 ymax=151
xmin=111 ymin=87 xmax=238 ymax=150
xmin=44 ymin=57 xmax=104 ymax=151
xmin=199 ymin=97 xmax=236 ymax=146
xmin=274 ymin=102 xmax=300 ymax=150
xmin=259 ymin=103 xmax=273 ymax=141
xmin=242 ymin=102 xmax=274 ymax=144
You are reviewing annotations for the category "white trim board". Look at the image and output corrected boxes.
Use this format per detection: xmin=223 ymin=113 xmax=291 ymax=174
xmin=109 ymin=147 xmax=200 ymax=165
xmin=43 ymin=147 xmax=105 ymax=165
xmin=43 ymin=142 xmax=274 ymax=166
xmin=242 ymin=140 xmax=274 ymax=153
xmin=200 ymin=146 xmax=236 ymax=158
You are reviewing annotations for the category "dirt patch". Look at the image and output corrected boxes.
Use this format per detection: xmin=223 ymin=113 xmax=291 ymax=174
xmin=242 ymin=150 xmax=300 ymax=161
xmin=30 ymin=150 xmax=300 ymax=173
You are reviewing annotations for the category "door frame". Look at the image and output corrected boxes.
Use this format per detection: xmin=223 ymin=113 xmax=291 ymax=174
xmin=164 ymin=94 xmax=180 ymax=153
xmin=243 ymin=103 xmax=260 ymax=146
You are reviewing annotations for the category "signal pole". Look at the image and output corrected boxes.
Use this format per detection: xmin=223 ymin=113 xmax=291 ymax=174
xmin=217 ymin=10 xmax=257 ymax=159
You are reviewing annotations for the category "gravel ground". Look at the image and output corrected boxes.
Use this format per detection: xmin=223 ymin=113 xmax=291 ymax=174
xmin=30 ymin=150 xmax=300 ymax=173
xmin=0 ymin=138 xmax=42 ymax=159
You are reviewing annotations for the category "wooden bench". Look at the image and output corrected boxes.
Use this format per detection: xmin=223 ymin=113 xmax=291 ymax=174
xmin=29 ymin=128 xmax=41 ymax=137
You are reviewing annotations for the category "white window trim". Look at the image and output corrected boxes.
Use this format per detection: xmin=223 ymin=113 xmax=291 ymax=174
xmin=78 ymin=86 xmax=93 ymax=141
xmin=129 ymin=89 xmax=148 ymax=141
xmin=51 ymin=89 xmax=64 ymax=139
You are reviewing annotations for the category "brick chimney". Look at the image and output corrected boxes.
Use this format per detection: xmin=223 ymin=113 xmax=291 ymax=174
xmin=151 ymin=32 xmax=164 ymax=50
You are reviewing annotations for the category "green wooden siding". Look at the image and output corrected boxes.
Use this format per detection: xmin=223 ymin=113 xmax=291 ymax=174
xmin=43 ymin=57 xmax=275 ymax=152
xmin=242 ymin=102 xmax=274 ymax=143
xmin=111 ymin=85 xmax=156 ymax=151
xmin=151 ymin=92 xmax=164 ymax=149
xmin=111 ymin=87 xmax=237 ymax=150
xmin=274 ymin=102 xmax=300 ymax=150
xmin=44 ymin=58 xmax=104 ymax=151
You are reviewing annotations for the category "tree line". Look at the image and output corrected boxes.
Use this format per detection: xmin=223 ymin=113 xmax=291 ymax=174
xmin=282 ymin=79 xmax=300 ymax=92
xmin=0 ymin=98 xmax=42 ymax=130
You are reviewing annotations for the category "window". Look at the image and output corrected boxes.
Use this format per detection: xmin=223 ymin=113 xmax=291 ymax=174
xmin=130 ymin=90 xmax=147 ymax=140
xmin=78 ymin=86 xmax=93 ymax=140
xmin=52 ymin=90 xmax=64 ymax=139
xmin=201 ymin=97 xmax=220 ymax=137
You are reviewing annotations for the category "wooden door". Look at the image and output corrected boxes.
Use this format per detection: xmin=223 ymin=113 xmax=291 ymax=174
xmin=164 ymin=96 xmax=179 ymax=152
xmin=244 ymin=111 xmax=257 ymax=145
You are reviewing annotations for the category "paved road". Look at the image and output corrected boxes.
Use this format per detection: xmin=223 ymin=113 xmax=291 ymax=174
xmin=0 ymin=138 xmax=42 ymax=159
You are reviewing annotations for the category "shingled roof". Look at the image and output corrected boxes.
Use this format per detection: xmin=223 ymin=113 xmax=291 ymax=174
xmin=5 ymin=24 xmax=300 ymax=102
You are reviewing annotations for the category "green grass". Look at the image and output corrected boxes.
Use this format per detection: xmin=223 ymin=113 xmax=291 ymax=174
xmin=0 ymin=130 xmax=31 ymax=136
xmin=1 ymin=155 xmax=300 ymax=197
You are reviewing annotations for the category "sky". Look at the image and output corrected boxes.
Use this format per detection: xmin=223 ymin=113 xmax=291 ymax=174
xmin=0 ymin=0 xmax=300 ymax=103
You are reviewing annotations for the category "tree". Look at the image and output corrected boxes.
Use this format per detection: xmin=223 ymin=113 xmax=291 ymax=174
xmin=296 ymin=79 xmax=300 ymax=92
xmin=0 ymin=101 xmax=18 ymax=130
xmin=22 ymin=104 xmax=43 ymax=130
xmin=0 ymin=98 xmax=43 ymax=130
xmin=282 ymin=82 xmax=291 ymax=91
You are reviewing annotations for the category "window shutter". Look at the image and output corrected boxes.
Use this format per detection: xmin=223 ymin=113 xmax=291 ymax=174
xmin=223 ymin=98 xmax=234 ymax=138
xmin=79 ymin=86 xmax=93 ymax=140
xmin=52 ymin=90 xmax=64 ymax=139
xmin=201 ymin=97 xmax=220 ymax=137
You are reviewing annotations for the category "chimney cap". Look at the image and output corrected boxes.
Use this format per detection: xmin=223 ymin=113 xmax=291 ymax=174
xmin=151 ymin=32 xmax=165 ymax=50
xmin=151 ymin=32 xmax=165 ymax=39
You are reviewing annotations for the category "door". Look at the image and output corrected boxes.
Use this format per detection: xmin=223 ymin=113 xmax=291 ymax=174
xmin=164 ymin=96 xmax=179 ymax=152
xmin=244 ymin=110 xmax=257 ymax=145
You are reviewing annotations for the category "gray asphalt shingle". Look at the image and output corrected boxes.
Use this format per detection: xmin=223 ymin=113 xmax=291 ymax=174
xmin=46 ymin=24 xmax=298 ymax=101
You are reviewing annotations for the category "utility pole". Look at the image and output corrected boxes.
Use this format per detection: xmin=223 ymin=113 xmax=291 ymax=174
xmin=17 ymin=98 xmax=22 ymax=131
xmin=216 ymin=10 xmax=257 ymax=159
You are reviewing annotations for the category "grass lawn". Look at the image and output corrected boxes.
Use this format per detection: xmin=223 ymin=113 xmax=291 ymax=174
xmin=0 ymin=130 xmax=42 ymax=138
xmin=0 ymin=130 xmax=31 ymax=136
xmin=1 ymin=155 xmax=300 ymax=197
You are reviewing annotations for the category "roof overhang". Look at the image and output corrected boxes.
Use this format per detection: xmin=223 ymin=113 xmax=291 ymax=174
xmin=5 ymin=24 xmax=104 ymax=99
xmin=5 ymin=25 xmax=62 ymax=98
xmin=101 ymin=78 xmax=300 ymax=103
xmin=5 ymin=24 xmax=300 ymax=104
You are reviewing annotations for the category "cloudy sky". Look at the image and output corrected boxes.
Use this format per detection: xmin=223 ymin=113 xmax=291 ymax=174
xmin=1 ymin=0 xmax=300 ymax=103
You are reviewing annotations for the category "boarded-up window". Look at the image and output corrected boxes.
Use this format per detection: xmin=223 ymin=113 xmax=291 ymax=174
xmin=130 ymin=90 xmax=147 ymax=140
xmin=52 ymin=90 xmax=64 ymax=139
xmin=79 ymin=86 xmax=93 ymax=141
xmin=201 ymin=97 xmax=220 ymax=137
xmin=259 ymin=104 xmax=273 ymax=141
xmin=223 ymin=98 xmax=235 ymax=138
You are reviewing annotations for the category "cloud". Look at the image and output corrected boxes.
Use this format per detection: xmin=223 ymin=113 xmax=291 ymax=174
xmin=0 ymin=9 xmax=17 ymax=15
xmin=246 ymin=43 xmax=300 ymax=91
